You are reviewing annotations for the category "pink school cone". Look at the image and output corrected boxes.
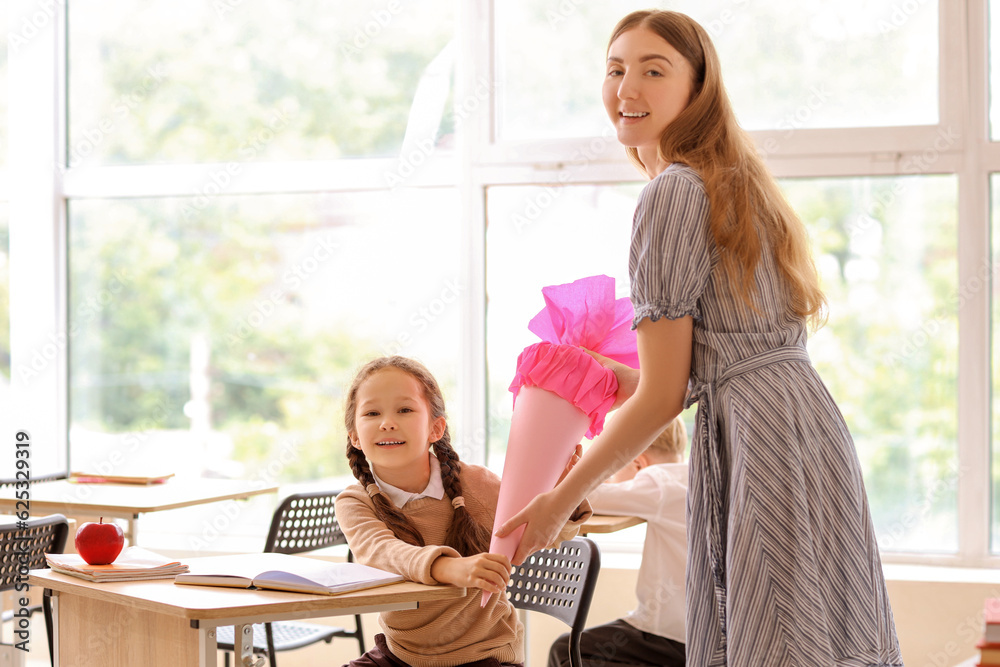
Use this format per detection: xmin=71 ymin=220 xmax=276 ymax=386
xmin=482 ymin=385 xmax=591 ymax=606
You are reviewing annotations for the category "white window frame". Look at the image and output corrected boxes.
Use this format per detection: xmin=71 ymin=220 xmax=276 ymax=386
xmin=3 ymin=0 xmax=995 ymax=567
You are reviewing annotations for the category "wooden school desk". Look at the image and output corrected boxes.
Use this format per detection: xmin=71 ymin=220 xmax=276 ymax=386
xmin=30 ymin=568 xmax=466 ymax=667
xmin=579 ymin=513 xmax=646 ymax=535
xmin=0 ymin=478 xmax=278 ymax=544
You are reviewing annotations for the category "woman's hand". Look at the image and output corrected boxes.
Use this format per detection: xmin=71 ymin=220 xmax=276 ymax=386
xmin=496 ymin=443 xmax=583 ymax=565
xmin=494 ymin=488 xmax=574 ymax=566
xmin=583 ymin=348 xmax=639 ymax=409
xmin=430 ymin=553 xmax=512 ymax=596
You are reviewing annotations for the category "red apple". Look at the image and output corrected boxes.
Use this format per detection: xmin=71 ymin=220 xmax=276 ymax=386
xmin=75 ymin=517 xmax=124 ymax=565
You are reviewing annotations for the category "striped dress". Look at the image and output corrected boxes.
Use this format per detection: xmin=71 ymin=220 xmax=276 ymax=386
xmin=629 ymin=164 xmax=904 ymax=666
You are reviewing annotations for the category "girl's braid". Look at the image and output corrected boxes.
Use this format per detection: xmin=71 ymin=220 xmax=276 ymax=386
xmin=346 ymin=442 xmax=425 ymax=547
xmin=433 ymin=434 xmax=491 ymax=556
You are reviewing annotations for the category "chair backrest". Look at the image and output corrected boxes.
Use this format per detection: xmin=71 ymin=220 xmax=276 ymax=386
xmin=507 ymin=537 xmax=600 ymax=667
xmin=264 ymin=491 xmax=348 ymax=555
xmin=0 ymin=514 xmax=69 ymax=593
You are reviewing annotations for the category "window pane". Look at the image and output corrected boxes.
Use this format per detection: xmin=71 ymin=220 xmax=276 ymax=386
xmin=486 ymin=176 xmax=959 ymax=553
xmin=498 ymin=1 xmax=938 ymax=141
xmin=68 ymin=189 xmax=463 ymax=485
xmin=67 ymin=0 xmax=455 ymax=166
xmin=788 ymin=175 xmax=958 ymax=553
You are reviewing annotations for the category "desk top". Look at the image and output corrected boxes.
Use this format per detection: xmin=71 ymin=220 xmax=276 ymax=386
xmin=0 ymin=478 xmax=278 ymax=516
xmin=30 ymin=568 xmax=466 ymax=623
xmin=580 ymin=514 xmax=646 ymax=535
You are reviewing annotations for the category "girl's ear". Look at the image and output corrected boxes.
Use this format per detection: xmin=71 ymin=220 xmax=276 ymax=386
xmin=429 ymin=416 xmax=446 ymax=443
xmin=349 ymin=432 xmax=362 ymax=449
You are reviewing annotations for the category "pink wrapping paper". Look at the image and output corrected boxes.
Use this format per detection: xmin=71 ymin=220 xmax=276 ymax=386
xmin=527 ymin=274 xmax=639 ymax=370
xmin=484 ymin=276 xmax=637 ymax=605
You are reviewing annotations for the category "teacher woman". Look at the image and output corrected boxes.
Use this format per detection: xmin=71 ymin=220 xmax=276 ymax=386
xmin=495 ymin=10 xmax=903 ymax=666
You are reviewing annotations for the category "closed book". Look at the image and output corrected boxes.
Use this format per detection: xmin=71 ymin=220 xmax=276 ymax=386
xmin=46 ymin=547 xmax=188 ymax=582
xmin=174 ymin=553 xmax=404 ymax=596
xmin=980 ymin=638 xmax=1000 ymax=665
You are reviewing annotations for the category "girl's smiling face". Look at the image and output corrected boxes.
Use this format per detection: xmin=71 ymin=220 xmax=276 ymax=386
xmin=350 ymin=367 xmax=445 ymax=492
xmin=603 ymin=26 xmax=695 ymax=162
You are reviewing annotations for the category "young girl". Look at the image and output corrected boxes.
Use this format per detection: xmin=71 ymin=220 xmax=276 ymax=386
xmin=496 ymin=10 xmax=904 ymax=667
xmin=334 ymin=356 xmax=590 ymax=667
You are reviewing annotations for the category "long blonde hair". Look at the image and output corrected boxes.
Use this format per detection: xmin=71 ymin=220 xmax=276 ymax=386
xmin=609 ymin=10 xmax=827 ymax=327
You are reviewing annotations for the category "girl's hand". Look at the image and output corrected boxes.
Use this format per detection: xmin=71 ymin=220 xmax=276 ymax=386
xmin=583 ymin=348 xmax=639 ymax=409
xmin=494 ymin=489 xmax=573 ymax=566
xmin=558 ymin=444 xmax=583 ymax=485
xmin=430 ymin=553 xmax=512 ymax=596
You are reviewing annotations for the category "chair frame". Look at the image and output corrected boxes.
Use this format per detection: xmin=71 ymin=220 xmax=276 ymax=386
xmin=218 ymin=490 xmax=364 ymax=667
xmin=507 ymin=537 xmax=601 ymax=667
xmin=0 ymin=513 xmax=69 ymax=667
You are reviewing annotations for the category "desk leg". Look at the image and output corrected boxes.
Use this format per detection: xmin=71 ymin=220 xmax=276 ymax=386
xmin=49 ymin=594 xmax=58 ymax=667
xmin=197 ymin=625 xmax=217 ymax=667
xmin=126 ymin=513 xmax=138 ymax=546
xmin=234 ymin=624 xmax=262 ymax=667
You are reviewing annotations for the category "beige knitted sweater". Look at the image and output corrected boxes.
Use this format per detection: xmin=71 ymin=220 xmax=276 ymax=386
xmin=335 ymin=463 xmax=591 ymax=667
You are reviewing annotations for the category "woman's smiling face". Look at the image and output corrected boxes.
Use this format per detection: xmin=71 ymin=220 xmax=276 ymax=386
xmin=603 ymin=26 xmax=695 ymax=156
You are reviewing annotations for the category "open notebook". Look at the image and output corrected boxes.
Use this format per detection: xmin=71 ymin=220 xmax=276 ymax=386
xmin=174 ymin=553 xmax=403 ymax=596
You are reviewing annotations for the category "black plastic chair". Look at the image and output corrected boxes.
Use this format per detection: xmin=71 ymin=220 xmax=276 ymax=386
xmin=0 ymin=513 xmax=69 ymax=667
xmin=217 ymin=490 xmax=365 ymax=667
xmin=507 ymin=537 xmax=601 ymax=667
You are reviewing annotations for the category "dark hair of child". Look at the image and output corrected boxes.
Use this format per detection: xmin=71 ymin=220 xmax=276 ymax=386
xmin=344 ymin=356 xmax=491 ymax=557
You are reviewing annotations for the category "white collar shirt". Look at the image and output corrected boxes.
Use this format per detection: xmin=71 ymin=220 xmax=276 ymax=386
xmin=372 ymin=453 xmax=445 ymax=508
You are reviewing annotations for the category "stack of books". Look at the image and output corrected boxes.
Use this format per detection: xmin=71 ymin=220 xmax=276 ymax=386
xmin=978 ymin=598 xmax=1000 ymax=666
xmin=46 ymin=547 xmax=188 ymax=582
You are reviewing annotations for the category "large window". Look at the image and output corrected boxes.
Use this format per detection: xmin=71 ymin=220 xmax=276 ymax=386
xmin=54 ymin=1 xmax=460 ymax=495
xmin=789 ymin=176 xmax=959 ymax=553
xmin=485 ymin=176 xmax=959 ymax=554
xmin=497 ymin=1 xmax=938 ymax=141
xmin=68 ymin=191 xmax=462 ymax=481
xmin=5 ymin=1 xmax=998 ymax=564
xmin=68 ymin=0 xmax=455 ymax=166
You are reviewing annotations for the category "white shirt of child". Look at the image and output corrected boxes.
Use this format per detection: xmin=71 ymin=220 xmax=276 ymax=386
xmin=371 ymin=453 xmax=445 ymax=508
xmin=586 ymin=461 xmax=688 ymax=644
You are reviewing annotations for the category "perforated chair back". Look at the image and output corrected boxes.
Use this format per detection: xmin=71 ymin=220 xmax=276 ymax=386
xmin=0 ymin=514 xmax=68 ymax=591
xmin=507 ymin=537 xmax=600 ymax=667
xmin=264 ymin=490 xmax=348 ymax=555
xmin=0 ymin=514 xmax=69 ymax=667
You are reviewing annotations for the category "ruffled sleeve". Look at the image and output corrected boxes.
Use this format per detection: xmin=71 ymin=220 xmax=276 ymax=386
xmin=629 ymin=164 xmax=713 ymax=329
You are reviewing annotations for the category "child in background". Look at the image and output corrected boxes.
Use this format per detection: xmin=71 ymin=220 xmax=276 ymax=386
xmin=548 ymin=419 xmax=688 ymax=667
xmin=335 ymin=356 xmax=591 ymax=667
